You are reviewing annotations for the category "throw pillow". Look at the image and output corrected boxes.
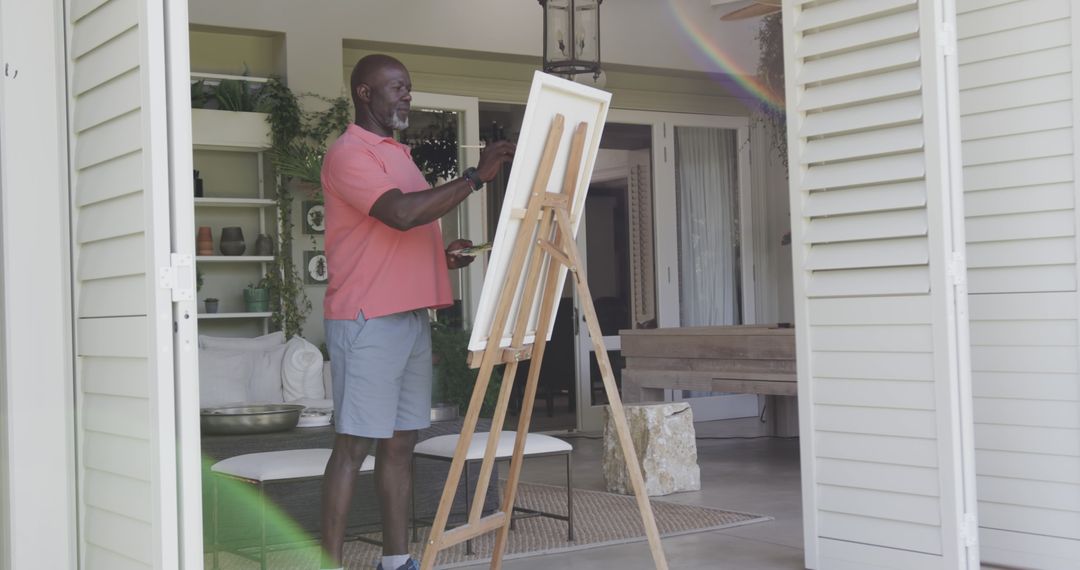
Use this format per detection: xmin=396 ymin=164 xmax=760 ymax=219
xmin=282 ymin=336 xmax=326 ymax=401
xmin=248 ymin=343 xmax=288 ymax=404
xmin=199 ymin=331 xmax=285 ymax=351
xmin=198 ymin=349 xmax=255 ymax=408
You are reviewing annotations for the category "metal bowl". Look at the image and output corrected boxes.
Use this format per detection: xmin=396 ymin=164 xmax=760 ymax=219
xmin=200 ymin=404 xmax=305 ymax=435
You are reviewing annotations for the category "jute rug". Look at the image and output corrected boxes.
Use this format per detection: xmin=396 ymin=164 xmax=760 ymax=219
xmin=206 ymin=481 xmax=770 ymax=569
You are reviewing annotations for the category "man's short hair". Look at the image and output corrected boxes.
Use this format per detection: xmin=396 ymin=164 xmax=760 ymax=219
xmin=349 ymin=54 xmax=406 ymax=107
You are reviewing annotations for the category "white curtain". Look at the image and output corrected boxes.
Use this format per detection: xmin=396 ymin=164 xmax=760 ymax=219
xmin=675 ymin=127 xmax=741 ymax=327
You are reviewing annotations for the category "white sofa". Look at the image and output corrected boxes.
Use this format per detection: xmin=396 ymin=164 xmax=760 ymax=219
xmin=198 ymin=331 xmax=333 ymax=411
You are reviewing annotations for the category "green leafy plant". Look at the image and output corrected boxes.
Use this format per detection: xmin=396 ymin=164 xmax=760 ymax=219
xmin=214 ymin=78 xmax=247 ymax=111
xmin=256 ymin=78 xmax=351 ymax=338
xmin=270 ymin=141 xmax=325 ymax=189
xmin=400 ymin=111 xmax=461 ymax=185
xmin=260 ymin=77 xmax=303 ymax=146
xmin=431 ymin=320 xmax=503 ymax=418
xmin=190 ymin=65 xmax=265 ymax=112
xmin=190 ymin=80 xmax=208 ymax=109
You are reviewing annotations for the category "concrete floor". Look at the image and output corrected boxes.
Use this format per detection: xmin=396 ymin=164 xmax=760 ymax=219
xmin=460 ymin=417 xmax=806 ymax=570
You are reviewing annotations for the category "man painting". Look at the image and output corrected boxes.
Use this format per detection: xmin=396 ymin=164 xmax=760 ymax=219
xmin=319 ymin=54 xmax=514 ymax=570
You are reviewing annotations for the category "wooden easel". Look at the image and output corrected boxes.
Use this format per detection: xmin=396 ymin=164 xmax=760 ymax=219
xmin=420 ymin=114 xmax=669 ymax=570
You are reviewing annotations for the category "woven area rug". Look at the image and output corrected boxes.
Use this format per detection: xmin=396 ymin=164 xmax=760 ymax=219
xmin=206 ymin=481 xmax=770 ymax=569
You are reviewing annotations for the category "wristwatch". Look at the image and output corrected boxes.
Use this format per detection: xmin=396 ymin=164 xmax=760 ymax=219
xmin=462 ymin=167 xmax=485 ymax=192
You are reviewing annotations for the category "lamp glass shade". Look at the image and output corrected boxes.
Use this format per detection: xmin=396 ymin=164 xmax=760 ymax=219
xmin=541 ymin=0 xmax=601 ymax=78
xmin=573 ymin=0 xmax=599 ymax=63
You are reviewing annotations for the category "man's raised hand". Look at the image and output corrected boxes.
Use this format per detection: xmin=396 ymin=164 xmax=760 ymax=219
xmin=475 ymin=140 xmax=516 ymax=182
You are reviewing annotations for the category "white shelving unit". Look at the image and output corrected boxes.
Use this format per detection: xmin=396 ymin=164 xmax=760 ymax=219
xmin=196 ymin=256 xmax=275 ymax=263
xmin=195 ymin=197 xmax=275 ymax=208
xmin=197 ymin=312 xmax=273 ymax=320
xmin=191 ymin=100 xmax=278 ymax=333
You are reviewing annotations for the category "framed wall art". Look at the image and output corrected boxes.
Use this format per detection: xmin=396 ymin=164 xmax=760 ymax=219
xmin=302 ymin=200 xmax=326 ymax=234
xmin=303 ymin=250 xmax=328 ymax=285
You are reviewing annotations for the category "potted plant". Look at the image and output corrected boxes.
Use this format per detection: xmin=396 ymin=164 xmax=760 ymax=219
xmin=204 ymin=298 xmax=219 ymax=314
xmin=244 ymin=279 xmax=271 ymax=312
xmin=430 ymin=316 xmax=503 ymax=418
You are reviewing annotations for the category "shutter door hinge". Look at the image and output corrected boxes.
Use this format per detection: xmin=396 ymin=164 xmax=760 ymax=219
xmin=159 ymin=253 xmax=195 ymax=302
xmin=960 ymin=513 xmax=979 ymax=548
xmin=938 ymin=21 xmax=957 ymax=57
xmin=948 ymin=251 xmax=967 ymax=287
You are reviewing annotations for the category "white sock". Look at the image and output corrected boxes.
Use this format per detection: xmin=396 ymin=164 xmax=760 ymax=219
xmin=383 ymin=554 xmax=409 ymax=569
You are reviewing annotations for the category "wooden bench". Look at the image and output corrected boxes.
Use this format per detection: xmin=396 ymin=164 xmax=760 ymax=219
xmin=620 ymin=325 xmax=797 ymax=435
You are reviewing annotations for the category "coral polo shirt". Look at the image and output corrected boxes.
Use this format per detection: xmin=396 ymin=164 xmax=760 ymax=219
xmin=321 ymin=124 xmax=452 ymax=320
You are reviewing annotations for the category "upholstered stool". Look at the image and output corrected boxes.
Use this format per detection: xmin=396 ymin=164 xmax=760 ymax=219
xmin=209 ymin=449 xmax=375 ymax=570
xmin=412 ymin=431 xmax=574 ymax=553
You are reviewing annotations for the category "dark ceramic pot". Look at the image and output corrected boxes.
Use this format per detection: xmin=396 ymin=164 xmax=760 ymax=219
xmin=253 ymin=233 xmax=274 ymax=256
xmin=219 ymin=226 xmax=245 ymax=256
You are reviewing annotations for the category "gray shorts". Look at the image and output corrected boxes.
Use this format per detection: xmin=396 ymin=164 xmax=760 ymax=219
xmin=325 ymin=309 xmax=432 ymax=439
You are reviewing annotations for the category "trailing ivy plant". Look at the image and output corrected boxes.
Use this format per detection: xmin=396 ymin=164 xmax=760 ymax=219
xmin=257 ymin=78 xmax=351 ymax=338
xmin=755 ymin=13 xmax=787 ymax=169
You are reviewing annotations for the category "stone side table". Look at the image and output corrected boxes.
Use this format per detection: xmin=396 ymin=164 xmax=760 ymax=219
xmin=602 ymin=401 xmax=701 ymax=496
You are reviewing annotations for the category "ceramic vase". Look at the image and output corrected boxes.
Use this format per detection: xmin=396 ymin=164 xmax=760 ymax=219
xmin=196 ymin=226 xmax=213 ymax=255
xmin=204 ymin=299 xmax=219 ymax=314
xmin=219 ymin=226 xmax=245 ymax=256
xmin=253 ymin=233 xmax=274 ymax=256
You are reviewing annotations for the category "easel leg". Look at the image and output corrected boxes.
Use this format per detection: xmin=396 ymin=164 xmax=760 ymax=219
xmin=488 ymin=265 xmax=561 ymax=569
xmin=420 ymin=116 xmax=568 ymax=570
xmin=489 ymin=121 xmax=590 ymax=569
xmin=559 ymin=210 xmax=670 ymax=570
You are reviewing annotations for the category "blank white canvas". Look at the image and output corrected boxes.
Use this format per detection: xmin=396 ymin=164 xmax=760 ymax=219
xmin=468 ymin=71 xmax=611 ymax=352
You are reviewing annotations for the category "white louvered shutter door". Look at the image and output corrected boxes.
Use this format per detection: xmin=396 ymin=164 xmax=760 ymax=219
xmin=956 ymin=0 xmax=1080 ymax=568
xmin=66 ymin=0 xmax=190 ymax=568
xmin=783 ymin=1 xmax=979 ymax=568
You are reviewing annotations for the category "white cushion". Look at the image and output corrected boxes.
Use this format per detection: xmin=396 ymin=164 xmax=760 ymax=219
xmin=415 ymin=431 xmax=571 ymax=461
xmin=199 ymin=331 xmax=285 ymax=351
xmin=293 ymin=398 xmax=334 ymax=410
xmin=247 ymin=343 xmax=287 ymax=404
xmin=322 ymin=362 xmax=332 ymax=399
xmin=282 ymin=336 xmax=325 ymax=401
xmin=199 ymin=349 xmax=255 ymax=407
xmin=211 ymin=449 xmax=375 ymax=481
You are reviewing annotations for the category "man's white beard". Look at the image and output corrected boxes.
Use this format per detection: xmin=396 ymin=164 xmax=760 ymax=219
xmin=391 ymin=115 xmax=409 ymax=131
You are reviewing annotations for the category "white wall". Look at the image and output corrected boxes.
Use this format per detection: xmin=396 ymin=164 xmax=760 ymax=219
xmin=188 ymin=0 xmax=763 ymax=99
xmin=0 ymin=0 xmax=77 ymax=568
xmin=187 ymin=2 xmax=772 ymax=346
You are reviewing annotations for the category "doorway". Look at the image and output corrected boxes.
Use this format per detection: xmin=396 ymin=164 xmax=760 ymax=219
xmin=480 ymin=105 xmax=759 ymax=432
xmin=574 ymin=124 xmax=656 ymax=432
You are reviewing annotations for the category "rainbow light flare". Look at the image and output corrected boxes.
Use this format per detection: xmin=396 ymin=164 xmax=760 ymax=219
xmin=666 ymin=1 xmax=785 ymax=114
